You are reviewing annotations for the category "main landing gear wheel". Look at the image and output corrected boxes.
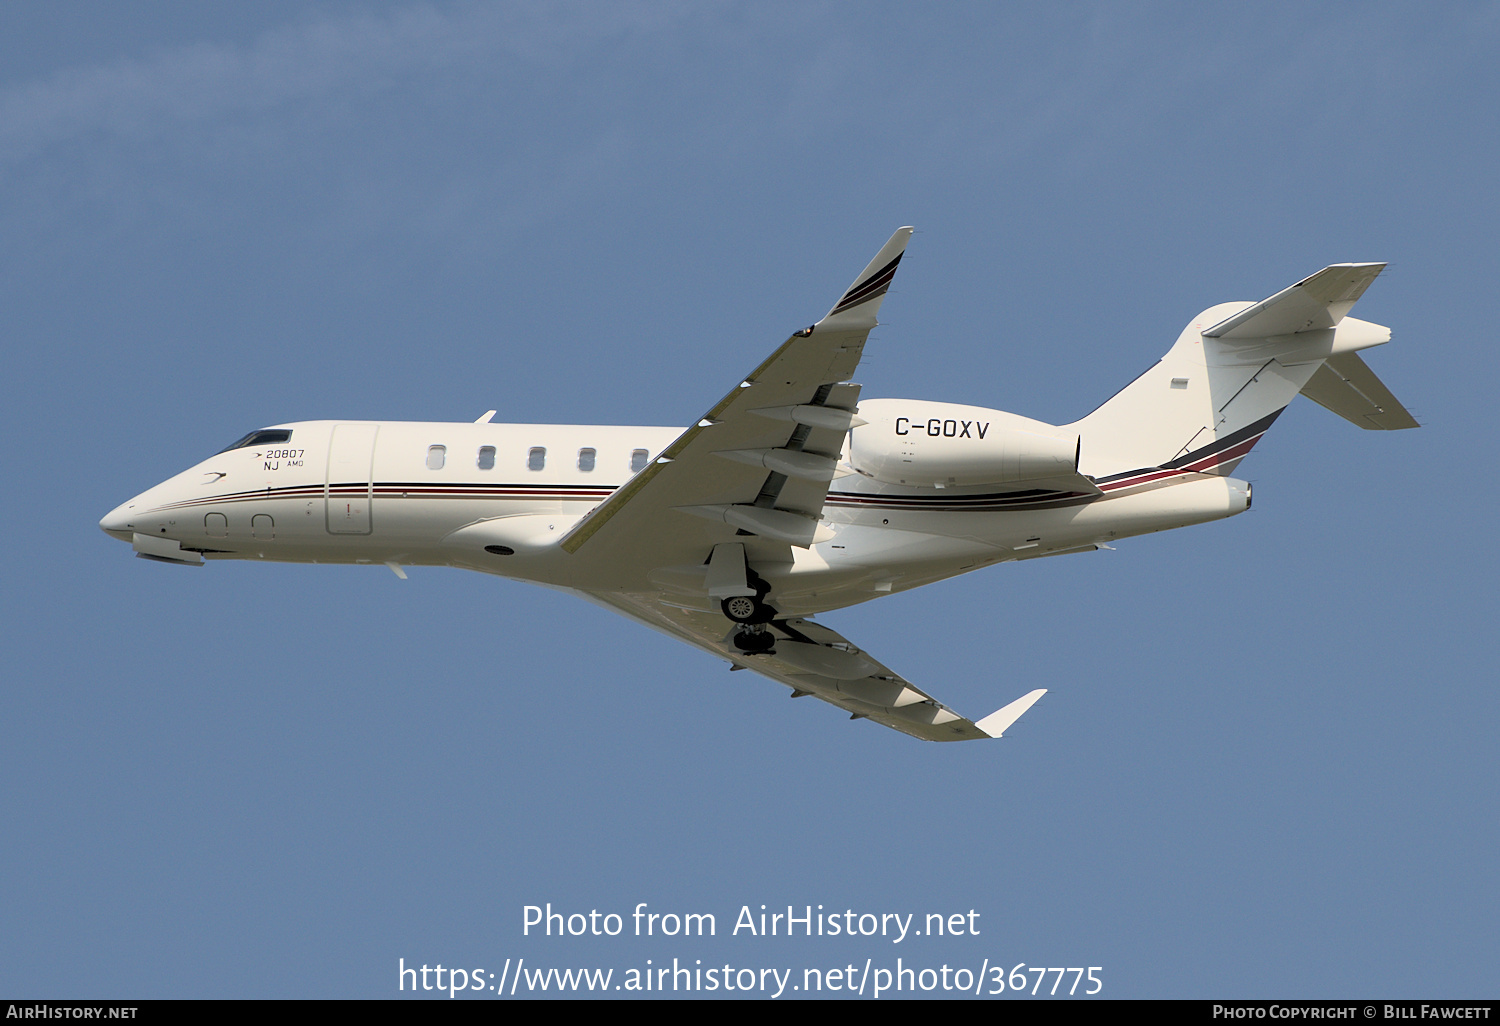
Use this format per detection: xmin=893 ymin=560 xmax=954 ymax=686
xmin=732 ymin=626 xmax=776 ymax=654
xmin=720 ymin=566 xmax=775 ymax=625
xmin=721 ymin=594 xmax=770 ymax=624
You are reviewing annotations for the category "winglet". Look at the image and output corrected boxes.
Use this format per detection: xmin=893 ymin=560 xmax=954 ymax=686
xmin=817 ymin=226 xmax=915 ymax=331
xmin=975 ymin=688 xmax=1047 ymax=739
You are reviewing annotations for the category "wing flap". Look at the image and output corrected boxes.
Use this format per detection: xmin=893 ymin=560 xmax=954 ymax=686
xmin=746 ymin=617 xmax=1048 ymax=742
xmin=581 ymin=588 xmax=1043 ymax=743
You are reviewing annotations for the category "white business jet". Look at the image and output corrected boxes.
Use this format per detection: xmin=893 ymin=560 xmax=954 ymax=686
xmin=101 ymin=229 xmax=1416 ymax=742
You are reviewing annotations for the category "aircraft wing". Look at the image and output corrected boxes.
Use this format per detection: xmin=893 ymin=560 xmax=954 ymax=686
xmin=560 ymin=228 xmax=915 ymax=573
xmin=582 ymin=588 xmax=1047 ymax=743
xmin=556 ymin=228 xmax=1044 ymax=741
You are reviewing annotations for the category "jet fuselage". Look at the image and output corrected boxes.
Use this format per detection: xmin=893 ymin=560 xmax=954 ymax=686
xmin=101 ymin=417 xmax=1249 ymax=619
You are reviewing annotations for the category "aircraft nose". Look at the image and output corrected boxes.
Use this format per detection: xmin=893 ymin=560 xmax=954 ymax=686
xmin=99 ymin=500 xmax=139 ymax=540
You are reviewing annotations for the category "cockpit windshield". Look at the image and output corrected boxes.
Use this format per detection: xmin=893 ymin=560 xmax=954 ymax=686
xmin=217 ymin=429 xmax=292 ymax=454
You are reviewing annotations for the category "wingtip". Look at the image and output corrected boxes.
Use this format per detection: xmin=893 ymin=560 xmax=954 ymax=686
xmin=975 ymin=688 xmax=1048 ymax=739
xmin=822 ymin=229 xmax=916 ymax=323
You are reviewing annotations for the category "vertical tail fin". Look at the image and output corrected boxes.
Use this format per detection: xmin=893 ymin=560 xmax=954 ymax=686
xmin=1066 ymin=264 xmax=1409 ymax=479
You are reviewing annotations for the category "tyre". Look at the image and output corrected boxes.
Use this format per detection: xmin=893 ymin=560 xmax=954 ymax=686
xmin=732 ymin=629 xmax=776 ymax=654
xmin=721 ymin=595 xmax=758 ymax=623
xmin=721 ymin=594 xmax=774 ymax=625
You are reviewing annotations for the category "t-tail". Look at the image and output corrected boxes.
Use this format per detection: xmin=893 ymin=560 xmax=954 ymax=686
xmin=1065 ymin=263 xmax=1418 ymax=484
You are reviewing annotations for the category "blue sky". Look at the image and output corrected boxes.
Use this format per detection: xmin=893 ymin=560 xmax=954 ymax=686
xmin=2 ymin=1 xmax=1496 ymax=999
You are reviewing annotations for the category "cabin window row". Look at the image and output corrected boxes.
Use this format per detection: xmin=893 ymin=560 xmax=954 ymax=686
xmin=425 ymin=445 xmax=651 ymax=473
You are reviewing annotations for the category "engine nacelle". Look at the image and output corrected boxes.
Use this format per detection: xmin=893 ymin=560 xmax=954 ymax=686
xmin=848 ymin=399 xmax=1078 ymax=488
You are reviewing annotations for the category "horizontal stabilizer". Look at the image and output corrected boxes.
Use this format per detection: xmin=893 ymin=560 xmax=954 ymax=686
xmin=975 ymin=688 xmax=1047 ymax=739
xmin=1203 ymin=263 xmax=1385 ymax=340
xmin=1300 ymin=352 xmax=1419 ymax=430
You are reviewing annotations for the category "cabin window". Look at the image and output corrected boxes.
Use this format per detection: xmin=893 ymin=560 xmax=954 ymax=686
xmin=528 ymin=446 xmax=546 ymax=471
xmin=426 ymin=445 xmax=446 ymax=470
xmin=631 ymin=448 xmax=649 ymax=473
xmin=477 ymin=445 xmax=496 ymax=470
xmin=578 ymin=448 xmax=596 ymax=472
xmin=204 ymin=512 xmax=228 ymax=538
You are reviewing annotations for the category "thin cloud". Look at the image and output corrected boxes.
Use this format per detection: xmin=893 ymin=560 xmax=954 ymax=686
xmin=0 ymin=2 xmax=692 ymax=171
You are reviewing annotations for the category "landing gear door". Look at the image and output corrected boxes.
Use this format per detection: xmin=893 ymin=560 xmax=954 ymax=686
xmin=326 ymin=423 xmax=378 ymax=534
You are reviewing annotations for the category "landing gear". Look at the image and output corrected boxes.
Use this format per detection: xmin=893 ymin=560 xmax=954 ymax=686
xmin=732 ymin=624 xmax=776 ymax=654
xmin=719 ymin=568 xmax=775 ymax=624
xmin=710 ymin=542 xmax=776 ymax=647
xmin=720 ymin=593 xmax=775 ymax=625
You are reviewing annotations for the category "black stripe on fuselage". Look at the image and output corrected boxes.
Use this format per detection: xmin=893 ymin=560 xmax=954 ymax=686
xmin=152 ymin=481 xmax=620 ymax=512
xmin=1161 ymin=409 xmax=1284 ymax=471
xmin=825 ymin=487 xmax=1095 ymax=512
xmin=1093 ymin=408 xmax=1285 ymax=487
